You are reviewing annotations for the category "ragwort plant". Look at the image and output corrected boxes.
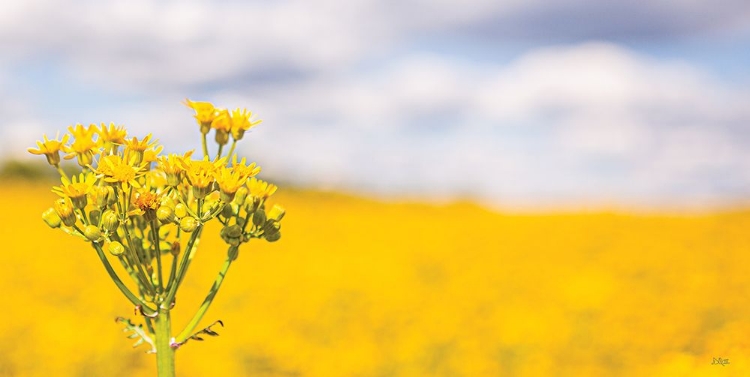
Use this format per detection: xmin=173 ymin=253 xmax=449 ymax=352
xmin=28 ymin=100 xmax=285 ymax=377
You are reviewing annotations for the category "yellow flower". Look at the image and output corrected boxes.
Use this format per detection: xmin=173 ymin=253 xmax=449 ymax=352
xmin=52 ymin=172 xmax=97 ymax=209
xmin=64 ymin=124 xmax=100 ymax=167
xmin=228 ymin=108 xmax=262 ymax=141
xmin=97 ymin=123 xmax=127 ymax=151
xmin=216 ymin=167 xmax=247 ymax=202
xmin=211 ymin=109 xmax=231 ymax=146
xmin=184 ymin=99 xmax=218 ymax=135
xmin=28 ymin=134 xmax=70 ymax=166
xmin=184 ymin=156 xmax=227 ymax=198
xmin=157 ymin=151 xmax=194 ymax=186
xmin=230 ymin=155 xmax=261 ymax=178
xmin=123 ymin=134 xmax=157 ymax=165
xmin=248 ymin=177 xmax=277 ymax=199
xmin=132 ymin=189 xmax=161 ymax=221
xmin=96 ymin=155 xmax=146 ymax=191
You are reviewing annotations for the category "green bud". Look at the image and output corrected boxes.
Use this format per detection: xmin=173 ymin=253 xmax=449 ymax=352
xmin=101 ymin=210 xmax=119 ymax=232
xmin=175 ymin=203 xmax=188 ymax=219
xmin=95 ymin=186 xmax=111 ymax=208
xmin=265 ymin=230 xmax=281 ymax=242
xmin=225 ymin=224 xmax=242 ymax=238
xmin=42 ymin=207 xmax=61 ymax=228
xmin=252 ymin=209 xmax=266 ymax=227
xmin=215 ymin=129 xmax=229 ymax=146
xmin=84 ymin=225 xmax=103 ymax=242
xmin=108 ymin=241 xmax=125 ymax=256
xmin=71 ymin=195 xmax=88 ymax=210
xmin=262 ymin=220 xmax=280 ymax=236
xmin=180 ymin=217 xmax=199 ymax=232
xmin=222 ymin=203 xmax=236 ymax=218
xmin=89 ymin=209 xmax=101 ymax=226
xmin=157 ymin=206 xmax=175 ymax=224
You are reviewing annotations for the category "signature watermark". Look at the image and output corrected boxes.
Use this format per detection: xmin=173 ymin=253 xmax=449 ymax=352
xmin=712 ymin=357 xmax=730 ymax=366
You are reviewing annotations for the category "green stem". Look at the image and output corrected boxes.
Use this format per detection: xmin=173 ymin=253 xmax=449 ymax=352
xmin=164 ymin=226 xmax=203 ymax=306
xmin=54 ymin=164 xmax=69 ymax=180
xmin=226 ymin=140 xmax=237 ymax=160
xmin=175 ymin=249 xmax=235 ymax=343
xmin=91 ymin=243 xmax=155 ymax=315
xmin=154 ymin=309 xmax=176 ymax=377
xmin=201 ymin=134 xmax=209 ymax=160
xmin=151 ymin=220 xmax=164 ymax=293
xmin=216 ymin=144 xmax=224 ymax=160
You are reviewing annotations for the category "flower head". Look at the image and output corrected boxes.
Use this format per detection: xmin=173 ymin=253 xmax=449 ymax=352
xmin=64 ymin=124 xmax=100 ymax=167
xmin=184 ymin=156 xmax=227 ymax=198
xmin=123 ymin=134 xmax=157 ymax=165
xmin=158 ymin=151 xmax=194 ymax=186
xmin=228 ymin=108 xmax=262 ymax=141
xmin=28 ymin=134 xmax=70 ymax=166
xmin=184 ymin=99 xmax=218 ymax=134
xmin=133 ymin=190 xmax=161 ymax=221
xmin=231 ymin=155 xmax=261 ymax=178
xmin=248 ymin=177 xmax=277 ymax=200
xmin=211 ymin=109 xmax=232 ymax=146
xmin=97 ymin=123 xmax=127 ymax=152
xmin=52 ymin=172 xmax=97 ymax=208
xmin=96 ymin=154 xmax=147 ymax=191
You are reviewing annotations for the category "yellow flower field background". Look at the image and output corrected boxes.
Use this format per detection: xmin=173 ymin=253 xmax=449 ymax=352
xmin=1 ymin=178 xmax=748 ymax=376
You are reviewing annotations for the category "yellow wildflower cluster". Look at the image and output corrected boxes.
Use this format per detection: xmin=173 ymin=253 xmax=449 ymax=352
xmin=29 ymin=100 xmax=284 ymax=370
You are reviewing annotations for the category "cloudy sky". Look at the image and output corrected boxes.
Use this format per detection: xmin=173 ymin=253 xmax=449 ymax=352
xmin=4 ymin=0 xmax=750 ymax=209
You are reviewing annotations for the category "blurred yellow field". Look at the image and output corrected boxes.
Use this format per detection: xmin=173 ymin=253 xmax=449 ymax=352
xmin=1 ymin=181 xmax=748 ymax=376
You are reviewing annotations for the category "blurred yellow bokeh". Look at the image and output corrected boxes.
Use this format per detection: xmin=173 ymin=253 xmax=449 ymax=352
xmin=0 ymin=182 xmax=747 ymax=376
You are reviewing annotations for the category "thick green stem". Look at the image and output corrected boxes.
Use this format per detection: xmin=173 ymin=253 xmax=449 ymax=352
xmin=154 ymin=309 xmax=176 ymax=377
xmin=175 ymin=249 xmax=235 ymax=343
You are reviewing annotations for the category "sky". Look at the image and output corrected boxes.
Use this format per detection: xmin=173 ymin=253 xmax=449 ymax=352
xmin=3 ymin=0 xmax=750 ymax=210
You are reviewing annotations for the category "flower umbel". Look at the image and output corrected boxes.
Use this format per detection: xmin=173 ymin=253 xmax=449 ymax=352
xmin=32 ymin=100 xmax=285 ymax=377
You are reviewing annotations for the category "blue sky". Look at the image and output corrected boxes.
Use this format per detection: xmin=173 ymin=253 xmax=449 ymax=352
xmin=4 ymin=0 xmax=750 ymax=209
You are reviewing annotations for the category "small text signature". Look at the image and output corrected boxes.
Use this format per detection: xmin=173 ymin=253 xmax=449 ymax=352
xmin=712 ymin=357 xmax=730 ymax=366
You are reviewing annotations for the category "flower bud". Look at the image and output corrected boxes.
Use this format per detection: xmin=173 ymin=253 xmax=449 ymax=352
xmin=234 ymin=186 xmax=248 ymax=205
xmin=89 ymin=209 xmax=101 ymax=226
xmin=108 ymin=241 xmax=125 ymax=256
xmin=262 ymin=220 xmax=280 ymax=236
xmin=54 ymin=198 xmax=77 ymax=227
xmin=42 ymin=207 xmax=61 ymax=228
xmin=170 ymin=241 xmax=180 ymax=256
xmin=157 ymin=206 xmax=175 ymax=224
xmin=268 ymin=204 xmax=285 ymax=221
xmin=101 ymin=210 xmax=119 ymax=232
xmin=174 ymin=203 xmax=188 ymax=219
xmin=84 ymin=225 xmax=103 ymax=242
xmin=180 ymin=217 xmax=199 ymax=232
xmin=225 ymin=224 xmax=242 ymax=238
xmin=252 ymin=209 xmax=266 ymax=227
xmin=95 ymin=186 xmax=112 ymax=208
xmin=215 ymin=129 xmax=229 ymax=146
xmin=265 ymin=231 xmax=281 ymax=242
xmin=222 ymin=203 xmax=236 ymax=218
